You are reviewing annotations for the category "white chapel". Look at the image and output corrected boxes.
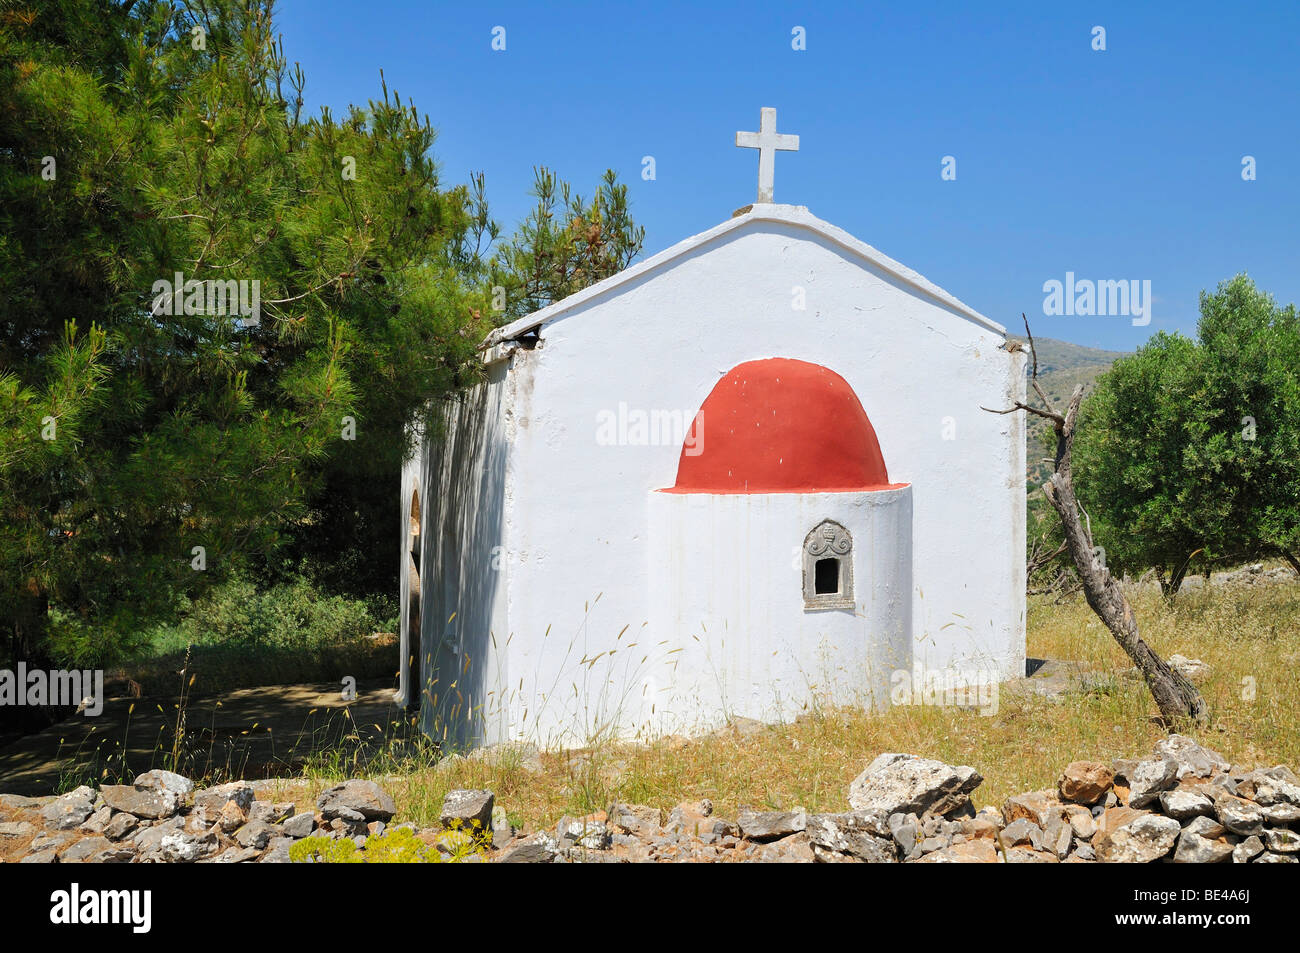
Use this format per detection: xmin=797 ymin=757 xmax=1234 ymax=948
xmin=398 ymin=109 xmax=1027 ymax=749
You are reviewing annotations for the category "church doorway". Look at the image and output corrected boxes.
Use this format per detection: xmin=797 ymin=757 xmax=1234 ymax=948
xmin=406 ymin=487 xmax=422 ymax=713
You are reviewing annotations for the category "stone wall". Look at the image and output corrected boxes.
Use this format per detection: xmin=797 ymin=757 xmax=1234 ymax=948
xmin=1 ymin=735 xmax=1294 ymax=863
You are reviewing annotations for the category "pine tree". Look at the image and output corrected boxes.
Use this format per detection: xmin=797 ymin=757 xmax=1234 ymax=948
xmin=1 ymin=1 xmax=644 ymax=665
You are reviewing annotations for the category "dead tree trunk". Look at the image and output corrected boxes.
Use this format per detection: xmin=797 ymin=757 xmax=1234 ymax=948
xmin=1282 ymin=551 xmax=1300 ymax=577
xmin=987 ymin=318 xmax=1206 ymax=726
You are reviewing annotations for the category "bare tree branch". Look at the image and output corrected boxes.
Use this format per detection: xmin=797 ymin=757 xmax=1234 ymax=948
xmin=989 ymin=317 xmax=1207 ymax=726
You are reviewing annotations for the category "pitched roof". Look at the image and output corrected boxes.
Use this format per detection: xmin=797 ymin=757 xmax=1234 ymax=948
xmin=482 ymin=203 xmax=1005 ymax=348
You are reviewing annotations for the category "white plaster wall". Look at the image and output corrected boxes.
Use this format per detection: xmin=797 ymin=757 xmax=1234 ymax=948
xmin=412 ymin=359 xmax=512 ymax=747
xmin=644 ymin=488 xmax=912 ymax=737
xmin=498 ymin=210 xmax=1025 ymax=746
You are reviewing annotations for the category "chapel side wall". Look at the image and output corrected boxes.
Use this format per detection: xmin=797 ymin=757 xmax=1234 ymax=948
xmin=398 ymin=449 xmax=419 ymax=707
xmin=417 ymin=358 xmax=511 ymax=748
xmin=647 ymin=488 xmax=912 ymax=735
xmin=502 ymin=219 xmax=1026 ymax=747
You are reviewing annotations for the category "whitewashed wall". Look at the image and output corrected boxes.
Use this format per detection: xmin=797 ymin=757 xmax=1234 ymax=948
xmin=404 ymin=360 xmax=512 ymax=747
xmin=646 ymin=487 xmax=912 ymax=737
xmin=416 ymin=205 xmax=1027 ymax=749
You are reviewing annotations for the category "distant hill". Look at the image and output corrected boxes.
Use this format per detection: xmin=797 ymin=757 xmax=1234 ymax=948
xmin=1008 ymin=336 xmax=1129 ymax=487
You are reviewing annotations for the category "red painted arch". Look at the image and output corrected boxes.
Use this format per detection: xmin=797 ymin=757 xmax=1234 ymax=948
xmin=665 ymin=358 xmax=904 ymax=494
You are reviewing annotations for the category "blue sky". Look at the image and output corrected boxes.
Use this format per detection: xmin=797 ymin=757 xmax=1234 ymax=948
xmin=276 ymin=0 xmax=1300 ymax=352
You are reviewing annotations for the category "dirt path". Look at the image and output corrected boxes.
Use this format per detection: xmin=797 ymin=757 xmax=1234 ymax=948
xmin=0 ymin=678 xmax=404 ymax=796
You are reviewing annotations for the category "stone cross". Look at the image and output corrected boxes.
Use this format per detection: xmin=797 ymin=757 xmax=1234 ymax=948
xmin=735 ymin=107 xmax=799 ymax=204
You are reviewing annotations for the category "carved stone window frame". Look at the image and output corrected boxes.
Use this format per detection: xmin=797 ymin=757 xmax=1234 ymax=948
xmin=802 ymin=519 xmax=854 ymax=610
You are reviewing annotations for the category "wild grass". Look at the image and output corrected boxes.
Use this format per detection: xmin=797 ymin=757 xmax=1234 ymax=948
xmin=41 ymin=578 xmax=1296 ymax=833
xmin=270 ymin=579 xmax=1300 ymax=832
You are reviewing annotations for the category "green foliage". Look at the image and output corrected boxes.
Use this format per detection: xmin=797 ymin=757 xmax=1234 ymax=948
xmin=289 ymin=834 xmax=363 ymax=863
xmin=0 ymin=0 xmax=644 ymax=664
xmin=1072 ymin=275 xmax=1300 ymax=593
xmin=152 ymin=573 xmax=382 ymax=651
xmin=488 ymin=167 xmax=646 ymax=323
xmin=288 ymin=826 xmax=473 ymax=863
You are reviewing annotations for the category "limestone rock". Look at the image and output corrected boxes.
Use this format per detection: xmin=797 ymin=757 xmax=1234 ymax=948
xmin=1064 ymin=805 xmax=1096 ymax=840
xmin=498 ymin=832 xmax=558 ymax=863
xmin=1159 ymin=789 xmax=1214 ymax=820
xmin=31 ymin=832 xmax=68 ymax=852
xmin=1237 ymin=772 xmax=1300 ymax=808
xmin=212 ymin=846 xmax=263 ymax=863
xmin=754 ymin=832 xmax=815 ymax=863
xmin=916 ymin=838 xmax=998 ymax=863
xmin=1214 ymin=795 xmax=1265 ymax=836
xmin=959 ymin=816 xmax=1000 ymax=841
xmin=737 ymin=808 xmax=806 ymax=842
xmin=41 ymin=786 xmax=96 ymax=829
xmin=806 ymin=812 xmax=895 ymax=861
xmin=998 ymin=817 xmax=1044 ymax=852
xmin=1042 ymin=813 xmax=1073 ymax=859
xmin=888 ymin=812 xmax=920 ymax=854
xmin=1058 ymin=762 xmax=1114 ymax=805
xmin=813 ymin=844 xmax=864 ymax=863
xmin=133 ymin=769 xmax=194 ymax=800
xmin=1263 ymin=828 xmax=1300 ymax=853
xmin=0 ymin=820 xmax=37 ymax=838
xmin=557 ymin=814 xmax=611 ymax=850
xmin=100 ymin=783 xmax=180 ymax=820
xmin=1094 ymin=813 xmax=1180 ymax=863
xmin=260 ymin=837 xmax=293 ymax=863
xmin=0 ymin=793 xmax=43 ymax=810
xmin=1123 ymin=759 xmax=1179 ymax=809
xmin=59 ymin=836 xmax=134 ymax=863
xmin=217 ymin=800 xmax=247 ymax=833
xmin=248 ymin=800 xmax=294 ymax=824
xmin=193 ymin=781 xmax=254 ymax=815
xmin=103 ymin=812 xmax=138 ymax=841
xmin=848 ymin=753 xmax=982 ymax=817
xmin=438 ymin=788 xmax=493 ymax=834
xmin=1004 ymin=846 xmax=1060 ymax=863
xmin=666 ymin=802 xmax=735 ymax=839
xmin=234 ymin=820 xmax=278 ymax=850
xmin=1153 ymin=735 xmax=1229 ymax=780
xmin=1260 ymin=802 xmax=1300 ymax=824
xmin=491 ymin=806 xmax=513 ymax=849
xmin=608 ymin=803 xmax=663 ymax=838
xmin=157 ymin=831 xmax=212 ymax=863
xmin=282 ymin=812 xmax=315 ymax=839
xmin=1003 ymin=790 xmax=1066 ymax=827
xmin=1182 ymin=815 xmax=1227 ymax=839
xmin=80 ymin=806 xmax=113 ymax=834
xmin=1232 ymin=835 xmax=1264 ymax=864
xmin=318 ymin=779 xmax=397 ymax=822
xmin=1173 ymin=828 xmax=1235 ymax=863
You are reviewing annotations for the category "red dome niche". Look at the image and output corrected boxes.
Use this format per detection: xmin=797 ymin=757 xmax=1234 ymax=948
xmin=665 ymin=358 xmax=902 ymax=494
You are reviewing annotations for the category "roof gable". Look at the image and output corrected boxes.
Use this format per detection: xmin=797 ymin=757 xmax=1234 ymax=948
xmin=483 ymin=203 xmax=1005 ymax=348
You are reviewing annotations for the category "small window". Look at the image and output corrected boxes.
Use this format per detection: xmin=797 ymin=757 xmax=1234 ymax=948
xmin=802 ymin=520 xmax=854 ymax=610
xmin=815 ymin=558 xmax=840 ymax=594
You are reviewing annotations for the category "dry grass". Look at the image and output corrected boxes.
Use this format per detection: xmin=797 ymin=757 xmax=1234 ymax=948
xmin=276 ymin=580 xmax=1300 ymax=832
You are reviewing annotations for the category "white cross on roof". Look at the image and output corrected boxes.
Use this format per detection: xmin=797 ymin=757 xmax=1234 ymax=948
xmin=735 ymin=107 xmax=799 ymax=204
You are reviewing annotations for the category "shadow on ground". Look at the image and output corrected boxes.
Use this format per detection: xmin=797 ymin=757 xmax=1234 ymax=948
xmin=0 ymin=678 xmax=410 ymax=796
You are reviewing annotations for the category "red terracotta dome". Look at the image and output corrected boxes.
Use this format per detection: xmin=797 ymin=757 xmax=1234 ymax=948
xmin=666 ymin=358 xmax=901 ymax=494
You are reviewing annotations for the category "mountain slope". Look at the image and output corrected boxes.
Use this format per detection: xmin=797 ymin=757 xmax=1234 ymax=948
xmin=1008 ymin=336 xmax=1129 ymax=486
